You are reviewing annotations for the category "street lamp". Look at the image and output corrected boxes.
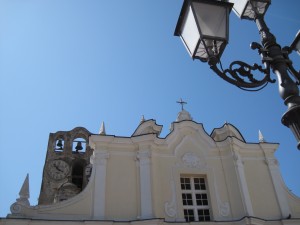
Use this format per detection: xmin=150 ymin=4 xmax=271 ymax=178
xmin=174 ymin=0 xmax=232 ymax=62
xmin=230 ymin=0 xmax=270 ymax=20
xmin=174 ymin=0 xmax=300 ymax=150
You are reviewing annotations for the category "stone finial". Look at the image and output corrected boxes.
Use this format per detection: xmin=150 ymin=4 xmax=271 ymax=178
xmin=175 ymin=98 xmax=192 ymax=122
xmin=99 ymin=122 xmax=106 ymax=135
xmin=140 ymin=115 xmax=146 ymax=124
xmin=259 ymin=130 xmax=266 ymax=143
xmin=16 ymin=174 xmax=30 ymax=206
xmin=176 ymin=109 xmax=192 ymax=122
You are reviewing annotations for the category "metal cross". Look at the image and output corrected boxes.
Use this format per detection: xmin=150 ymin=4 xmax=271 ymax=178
xmin=176 ymin=98 xmax=187 ymax=111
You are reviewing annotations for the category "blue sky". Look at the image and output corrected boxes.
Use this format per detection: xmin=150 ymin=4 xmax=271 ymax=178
xmin=0 ymin=0 xmax=300 ymax=217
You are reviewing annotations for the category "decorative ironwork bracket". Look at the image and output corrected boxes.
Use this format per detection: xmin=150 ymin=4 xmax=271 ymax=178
xmin=208 ymin=42 xmax=275 ymax=91
xmin=207 ymin=40 xmax=300 ymax=92
xmin=282 ymin=46 xmax=300 ymax=84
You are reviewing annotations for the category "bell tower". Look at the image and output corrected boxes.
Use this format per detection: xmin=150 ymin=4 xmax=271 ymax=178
xmin=38 ymin=127 xmax=93 ymax=205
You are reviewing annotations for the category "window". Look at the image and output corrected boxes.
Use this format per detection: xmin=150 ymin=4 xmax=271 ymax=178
xmin=181 ymin=176 xmax=211 ymax=222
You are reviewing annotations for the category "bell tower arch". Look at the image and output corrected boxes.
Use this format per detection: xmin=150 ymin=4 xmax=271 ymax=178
xmin=38 ymin=127 xmax=93 ymax=205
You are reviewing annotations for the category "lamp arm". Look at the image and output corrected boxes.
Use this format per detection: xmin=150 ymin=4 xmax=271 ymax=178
xmin=208 ymin=58 xmax=274 ymax=91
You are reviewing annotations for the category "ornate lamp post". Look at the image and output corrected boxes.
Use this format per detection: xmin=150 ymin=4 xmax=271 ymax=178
xmin=174 ymin=0 xmax=300 ymax=149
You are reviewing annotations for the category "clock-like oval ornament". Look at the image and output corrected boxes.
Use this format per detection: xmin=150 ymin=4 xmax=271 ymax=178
xmin=47 ymin=159 xmax=70 ymax=180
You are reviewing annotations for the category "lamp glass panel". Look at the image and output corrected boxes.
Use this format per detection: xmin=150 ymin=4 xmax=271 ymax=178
xmin=180 ymin=6 xmax=201 ymax=57
xmin=195 ymin=39 xmax=225 ymax=61
xmin=192 ymin=2 xmax=227 ymax=39
xmin=195 ymin=40 xmax=208 ymax=61
xmin=230 ymin=0 xmax=270 ymax=19
xmin=292 ymin=31 xmax=300 ymax=55
xmin=290 ymin=31 xmax=300 ymax=55
xmin=230 ymin=0 xmax=248 ymax=18
xmin=243 ymin=1 xmax=268 ymax=19
xmin=296 ymin=41 xmax=300 ymax=55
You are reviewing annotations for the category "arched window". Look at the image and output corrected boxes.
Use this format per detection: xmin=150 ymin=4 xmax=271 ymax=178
xmin=54 ymin=138 xmax=64 ymax=152
xmin=72 ymin=137 xmax=86 ymax=154
xmin=72 ymin=163 xmax=84 ymax=190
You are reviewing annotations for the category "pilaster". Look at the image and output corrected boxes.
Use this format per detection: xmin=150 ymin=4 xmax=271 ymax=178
xmin=136 ymin=149 xmax=153 ymax=219
xmin=265 ymin=157 xmax=290 ymax=217
xmin=90 ymin=150 xmax=110 ymax=219
xmin=233 ymin=149 xmax=254 ymax=216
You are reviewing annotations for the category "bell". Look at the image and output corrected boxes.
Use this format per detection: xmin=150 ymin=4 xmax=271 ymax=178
xmin=75 ymin=141 xmax=83 ymax=152
xmin=56 ymin=139 xmax=63 ymax=150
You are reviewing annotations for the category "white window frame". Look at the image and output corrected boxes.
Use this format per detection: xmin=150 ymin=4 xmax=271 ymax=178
xmin=180 ymin=175 xmax=211 ymax=222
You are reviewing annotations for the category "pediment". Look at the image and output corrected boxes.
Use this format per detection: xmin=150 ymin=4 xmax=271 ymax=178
xmin=166 ymin=120 xmax=216 ymax=154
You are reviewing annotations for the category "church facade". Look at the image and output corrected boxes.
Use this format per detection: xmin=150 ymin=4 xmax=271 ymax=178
xmin=2 ymin=110 xmax=300 ymax=225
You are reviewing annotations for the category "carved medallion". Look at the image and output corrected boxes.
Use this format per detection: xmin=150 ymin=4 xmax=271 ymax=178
xmin=182 ymin=152 xmax=201 ymax=168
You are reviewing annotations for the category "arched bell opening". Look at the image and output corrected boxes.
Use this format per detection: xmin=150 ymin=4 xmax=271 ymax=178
xmin=54 ymin=137 xmax=64 ymax=152
xmin=72 ymin=137 xmax=86 ymax=154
